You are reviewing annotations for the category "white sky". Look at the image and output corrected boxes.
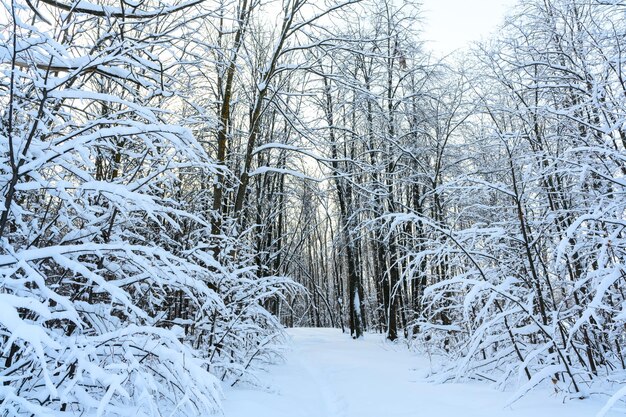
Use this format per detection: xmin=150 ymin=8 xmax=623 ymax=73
xmin=420 ymin=0 xmax=518 ymax=56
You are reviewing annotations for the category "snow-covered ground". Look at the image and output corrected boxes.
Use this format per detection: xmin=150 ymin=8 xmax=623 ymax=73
xmin=223 ymin=328 xmax=622 ymax=417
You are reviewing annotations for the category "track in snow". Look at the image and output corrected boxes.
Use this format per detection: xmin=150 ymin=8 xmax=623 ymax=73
xmin=222 ymin=328 xmax=619 ymax=417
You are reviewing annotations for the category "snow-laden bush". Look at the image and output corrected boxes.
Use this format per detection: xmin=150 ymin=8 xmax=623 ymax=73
xmin=0 ymin=247 xmax=222 ymax=417
xmin=0 ymin=241 xmax=297 ymax=416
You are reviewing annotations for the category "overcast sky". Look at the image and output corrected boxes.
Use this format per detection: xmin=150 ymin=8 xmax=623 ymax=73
xmin=419 ymin=0 xmax=517 ymax=56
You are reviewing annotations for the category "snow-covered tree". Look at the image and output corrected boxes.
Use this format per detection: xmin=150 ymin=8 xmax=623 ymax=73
xmin=0 ymin=1 xmax=299 ymax=415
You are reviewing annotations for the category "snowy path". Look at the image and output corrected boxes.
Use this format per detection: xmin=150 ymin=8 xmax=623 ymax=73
xmin=223 ymin=328 xmax=618 ymax=417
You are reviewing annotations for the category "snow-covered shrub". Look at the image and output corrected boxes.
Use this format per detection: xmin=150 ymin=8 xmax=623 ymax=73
xmin=178 ymin=231 xmax=302 ymax=387
xmin=0 ymin=246 xmax=223 ymax=417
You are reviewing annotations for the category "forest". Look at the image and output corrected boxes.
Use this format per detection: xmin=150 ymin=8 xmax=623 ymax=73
xmin=0 ymin=0 xmax=625 ymax=415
